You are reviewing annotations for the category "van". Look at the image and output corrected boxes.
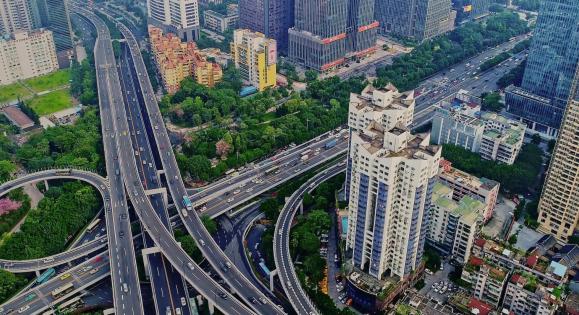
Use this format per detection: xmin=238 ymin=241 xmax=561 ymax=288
xmin=187 ymin=262 xmax=195 ymax=270
xmin=122 ymin=283 xmax=129 ymax=292
xmin=199 ymin=239 xmax=205 ymax=246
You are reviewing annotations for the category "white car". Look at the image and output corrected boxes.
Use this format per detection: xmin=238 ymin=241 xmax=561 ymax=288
xmin=227 ymin=198 xmax=234 ymax=203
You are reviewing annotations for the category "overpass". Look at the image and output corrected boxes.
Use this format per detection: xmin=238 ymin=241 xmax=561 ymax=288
xmin=0 ymin=169 xmax=109 ymax=273
xmin=273 ymin=161 xmax=346 ymax=315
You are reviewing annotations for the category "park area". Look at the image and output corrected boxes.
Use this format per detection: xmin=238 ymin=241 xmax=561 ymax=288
xmin=26 ymin=90 xmax=73 ymax=116
xmin=0 ymin=70 xmax=73 ymax=115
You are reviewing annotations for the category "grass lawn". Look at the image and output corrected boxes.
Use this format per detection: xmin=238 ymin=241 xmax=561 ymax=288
xmin=0 ymin=83 xmax=32 ymax=104
xmin=25 ymin=70 xmax=71 ymax=93
xmin=27 ymin=90 xmax=72 ymax=115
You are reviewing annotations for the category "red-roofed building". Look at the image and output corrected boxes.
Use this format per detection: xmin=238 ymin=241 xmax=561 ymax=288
xmin=468 ymin=297 xmax=494 ymax=315
xmin=526 ymin=255 xmax=539 ymax=268
xmin=2 ymin=105 xmax=35 ymax=130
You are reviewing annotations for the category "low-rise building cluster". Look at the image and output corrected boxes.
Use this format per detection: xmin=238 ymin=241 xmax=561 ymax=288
xmin=431 ymin=90 xmax=526 ymax=165
xmin=203 ymin=4 xmax=238 ymax=34
xmin=149 ymin=26 xmax=222 ymax=93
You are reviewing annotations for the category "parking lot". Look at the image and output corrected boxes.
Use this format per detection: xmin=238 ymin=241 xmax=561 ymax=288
xmin=418 ymin=262 xmax=463 ymax=303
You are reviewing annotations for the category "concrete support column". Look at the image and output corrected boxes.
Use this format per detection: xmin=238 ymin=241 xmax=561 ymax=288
xmin=141 ymin=247 xmax=161 ymax=279
xmin=44 ymin=180 xmax=49 ymax=191
xmin=208 ymin=300 xmax=215 ymax=314
xmin=35 ymin=270 xmax=41 ymax=277
xmin=299 ymin=201 xmax=304 ymax=215
xmin=269 ymin=269 xmax=277 ymax=292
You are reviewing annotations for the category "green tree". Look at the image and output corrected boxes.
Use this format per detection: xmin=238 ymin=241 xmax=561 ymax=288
xmin=0 ymin=160 xmax=16 ymax=181
xmin=424 ymin=247 xmax=441 ymax=271
xmin=260 ymin=198 xmax=280 ymax=221
xmin=307 ymin=210 xmax=331 ymax=232
xmin=0 ymin=270 xmax=28 ymax=303
xmin=508 ymin=234 xmax=518 ymax=245
xmin=201 ymin=215 xmax=217 ymax=234
xmin=481 ymin=92 xmax=503 ymax=112
xmin=303 ymin=254 xmax=326 ymax=284
xmin=304 ymin=70 xmax=318 ymax=82
xmin=531 ymin=133 xmax=542 ymax=145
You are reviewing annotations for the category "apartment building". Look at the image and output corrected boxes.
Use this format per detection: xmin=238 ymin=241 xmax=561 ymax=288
xmin=0 ymin=0 xmax=73 ymax=66
xmin=147 ymin=0 xmax=200 ymax=41
xmin=0 ymin=29 xmax=58 ymax=85
xmin=461 ymin=256 xmax=509 ymax=308
xmin=0 ymin=0 xmax=34 ymax=34
xmin=431 ymin=92 xmax=525 ymax=165
xmin=231 ymin=29 xmax=276 ymax=91
xmin=537 ymin=95 xmax=579 ymax=241
xmin=438 ymin=159 xmax=499 ymax=222
xmin=479 ymin=112 xmax=526 ymax=165
xmin=346 ymin=84 xmax=441 ymax=280
xmin=203 ymin=8 xmax=237 ymax=33
xmin=193 ymin=60 xmax=222 ymax=87
xmin=149 ymin=26 xmax=221 ymax=92
xmin=427 ymin=182 xmax=484 ymax=264
xmin=502 ymin=273 xmax=559 ymax=315
xmin=430 ymin=101 xmax=484 ymax=152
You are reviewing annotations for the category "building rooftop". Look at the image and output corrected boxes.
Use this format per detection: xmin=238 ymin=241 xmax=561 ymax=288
xmin=549 ymin=261 xmax=568 ymax=278
xmin=439 ymin=159 xmax=499 ymax=191
xmin=432 ymin=183 xmax=484 ymax=224
xmin=481 ymin=112 xmax=526 ymax=146
xmin=2 ymin=105 xmax=35 ymax=130
xmin=352 ymin=84 xmax=415 ymax=113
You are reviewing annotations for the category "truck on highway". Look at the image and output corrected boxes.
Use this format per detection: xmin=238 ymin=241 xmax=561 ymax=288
xmin=325 ymin=139 xmax=337 ymax=150
xmin=182 ymin=196 xmax=192 ymax=210
xmin=181 ymin=209 xmax=188 ymax=217
xmin=301 ymin=154 xmax=309 ymax=162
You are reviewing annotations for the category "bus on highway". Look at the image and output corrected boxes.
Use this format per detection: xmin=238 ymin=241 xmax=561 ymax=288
xmin=55 ymin=169 xmax=72 ymax=176
xmin=51 ymin=283 xmax=74 ymax=299
xmin=57 ymin=296 xmax=83 ymax=313
xmin=182 ymin=195 xmax=193 ymax=210
xmin=36 ymin=268 xmax=56 ymax=284
xmin=265 ymin=166 xmax=279 ymax=175
xmin=86 ymin=219 xmax=101 ymax=233
xmin=224 ymin=169 xmax=236 ymax=176
xmin=301 ymin=149 xmax=312 ymax=157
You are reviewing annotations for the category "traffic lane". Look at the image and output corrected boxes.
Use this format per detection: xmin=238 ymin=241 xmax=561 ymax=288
xmin=200 ymin=143 xmax=347 ymax=218
xmin=2 ymin=254 xmax=110 ymax=314
xmin=191 ymin=131 xmax=346 ymax=203
xmin=414 ymin=52 xmax=525 ymax=116
xmin=414 ymin=35 xmax=529 ymax=101
xmin=120 ymin=43 xmax=191 ymax=315
xmin=85 ymin=13 xmax=145 ymax=313
xmin=274 ymin=163 xmax=346 ymax=314
xmin=118 ymin=23 xmax=285 ymax=314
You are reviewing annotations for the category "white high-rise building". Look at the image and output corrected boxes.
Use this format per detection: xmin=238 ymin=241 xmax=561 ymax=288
xmin=0 ymin=0 xmax=34 ymax=35
xmin=346 ymin=84 xmax=442 ymax=280
xmin=147 ymin=0 xmax=199 ymax=41
xmin=0 ymin=29 xmax=59 ymax=85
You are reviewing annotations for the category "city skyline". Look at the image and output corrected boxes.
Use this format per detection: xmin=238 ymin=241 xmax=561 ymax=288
xmin=0 ymin=1 xmax=577 ymax=315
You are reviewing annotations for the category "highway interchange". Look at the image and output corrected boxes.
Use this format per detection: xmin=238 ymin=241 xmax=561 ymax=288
xmin=0 ymin=8 xmax=532 ymax=315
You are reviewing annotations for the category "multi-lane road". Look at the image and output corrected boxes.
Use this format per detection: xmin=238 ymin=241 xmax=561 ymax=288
xmin=0 ymin=12 xmax=534 ymax=315
xmin=118 ymin=40 xmax=191 ymax=315
xmin=274 ymin=161 xmax=346 ymax=315
xmin=114 ymin=15 xmax=288 ymax=314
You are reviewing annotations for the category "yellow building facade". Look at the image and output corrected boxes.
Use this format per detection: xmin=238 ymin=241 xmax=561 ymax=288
xmin=231 ymin=29 xmax=277 ymax=91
